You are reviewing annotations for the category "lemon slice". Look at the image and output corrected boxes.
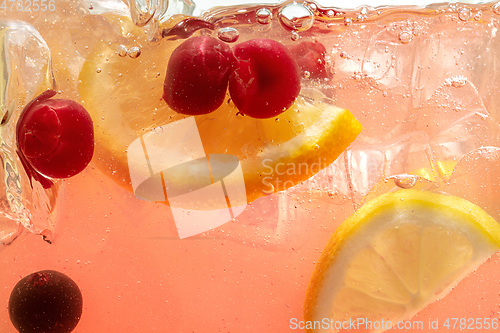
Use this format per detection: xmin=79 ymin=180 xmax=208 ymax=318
xmin=304 ymin=189 xmax=500 ymax=332
xmin=78 ymin=15 xmax=362 ymax=204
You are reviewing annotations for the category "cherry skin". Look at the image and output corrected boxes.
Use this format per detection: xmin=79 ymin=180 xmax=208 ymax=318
xmin=9 ymin=270 xmax=83 ymax=333
xmin=228 ymin=39 xmax=301 ymax=119
xmin=288 ymin=40 xmax=331 ymax=80
xmin=17 ymin=97 xmax=94 ymax=179
xmin=163 ymin=36 xmax=235 ymax=115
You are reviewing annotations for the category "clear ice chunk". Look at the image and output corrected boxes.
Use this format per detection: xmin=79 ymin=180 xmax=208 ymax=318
xmin=122 ymin=0 xmax=195 ymax=39
xmin=447 ymin=147 xmax=500 ymax=222
xmin=0 ymin=20 xmax=61 ymax=246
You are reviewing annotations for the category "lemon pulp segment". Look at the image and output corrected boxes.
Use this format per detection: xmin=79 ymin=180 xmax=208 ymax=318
xmin=304 ymin=189 xmax=500 ymax=332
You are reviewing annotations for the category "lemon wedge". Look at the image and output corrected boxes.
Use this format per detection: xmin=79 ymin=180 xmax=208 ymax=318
xmin=304 ymin=189 xmax=500 ymax=332
xmin=78 ymin=15 xmax=362 ymax=204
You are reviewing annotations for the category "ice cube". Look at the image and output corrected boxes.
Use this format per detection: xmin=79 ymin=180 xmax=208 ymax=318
xmin=446 ymin=147 xmax=500 ymax=222
xmin=410 ymin=77 xmax=500 ymax=179
xmin=0 ymin=20 xmax=60 ymax=246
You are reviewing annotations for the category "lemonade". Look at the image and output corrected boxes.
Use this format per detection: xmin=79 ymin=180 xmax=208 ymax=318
xmin=1 ymin=0 xmax=500 ymax=332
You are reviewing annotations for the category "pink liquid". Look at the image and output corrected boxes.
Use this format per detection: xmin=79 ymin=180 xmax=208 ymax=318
xmin=1 ymin=1 xmax=500 ymax=332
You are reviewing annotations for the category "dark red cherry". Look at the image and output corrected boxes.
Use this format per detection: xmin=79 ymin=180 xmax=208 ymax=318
xmin=163 ymin=36 xmax=235 ymax=115
xmin=9 ymin=270 xmax=83 ymax=333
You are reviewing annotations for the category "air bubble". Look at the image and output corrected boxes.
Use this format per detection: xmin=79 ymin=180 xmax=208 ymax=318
xmin=458 ymin=8 xmax=471 ymax=21
xmin=291 ymin=31 xmax=299 ymax=41
xmin=303 ymin=71 xmax=311 ymax=79
xmin=278 ymin=2 xmax=314 ymax=32
xmin=96 ymin=68 xmax=101 ymax=73
xmin=344 ymin=17 xmax=352 ymax=26
xmin=392 ymin=174 xmax=417 ymax=189
xmin=398 ymin=31 xmax=413 ymax=44
xmin=327 ymin=9 xmax=335 ymax=17
xmin=218 ymin=27 xmax=239 ymax=43
xmin=256 ymin=8 xmax=272 ymax=24
xmin=474 ymin=12 xmax=483 ymax=21
xmin=339 ymin=51 xmax=348 ymax=59
xmin=117 ymin=45 xmax=128 ymax=57
xmin=128 ymin=46 xmax=141 ymax=59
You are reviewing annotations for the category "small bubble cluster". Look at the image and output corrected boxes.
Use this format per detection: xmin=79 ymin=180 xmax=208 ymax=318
xmin=446 ymin=75 xmax=467 ymax=88
xmin=117 ymin=45 xmax=141 ymax=59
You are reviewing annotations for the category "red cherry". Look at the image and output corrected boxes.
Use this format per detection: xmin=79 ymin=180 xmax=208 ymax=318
xmin=228 ymin=39 xmax=301 ymax=119
xmin=17 ymin=98 xmax=94 ymax=179
xmin=288 ymin=40 xmax=331 ymax=80
xmin=163 ymin=36 xmax=235 ymax=115
xmin=9 ymin=270 xmax=83 ymax=333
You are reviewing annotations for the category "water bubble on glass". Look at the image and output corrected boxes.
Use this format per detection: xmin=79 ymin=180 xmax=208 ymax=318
xmin=458 ymin=8 xmax=472 ymax=21
xmin=303 ymin=71 xmax=311 ymax=79
xmin=117 ymin=45 xmax=128 ymax=57
xmin=344 ymin=17 xmax=352 ymax=26
xmin=360 ymin=7 xmax=368 ymax=15
xmin=474 ymin=11 xmax=483 ymax=21
xmin=398 ymin=30 xmax=413 ymax=44
xmin=291 ymin=31 xmax=299 ymax=41
xmin=127 ymin=46 xmax=141 ymax=59
xmin=218 ymin=27 xmax=239 ymax=43
xmin=327 ymin=9 xmax=335 ymax=17
xmin=256 ymin=8 xmax=272 ymax=24
xmin=278 ymin=2 xmax=314 ymax=32
xmin=391 ymin=174 xmax=418 ymax=189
